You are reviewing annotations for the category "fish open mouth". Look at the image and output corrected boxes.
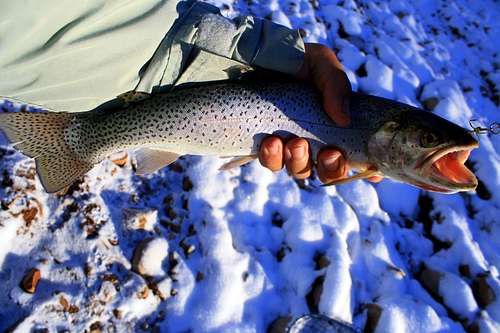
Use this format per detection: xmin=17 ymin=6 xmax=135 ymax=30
xmin=418 ymin=143 xmax=479 ymax=191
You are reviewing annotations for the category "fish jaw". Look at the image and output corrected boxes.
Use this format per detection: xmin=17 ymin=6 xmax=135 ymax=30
xmin=412 ymin=141 xmax=479 ymax=193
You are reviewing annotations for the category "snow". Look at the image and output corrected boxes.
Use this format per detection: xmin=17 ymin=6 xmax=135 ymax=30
xmin=135 ymin=237 xmax=169 ymax=277
xmin=1 ymin=0 xmax=500 ymax=332
xmin=439 ymin=272 xmax=478 ymax=321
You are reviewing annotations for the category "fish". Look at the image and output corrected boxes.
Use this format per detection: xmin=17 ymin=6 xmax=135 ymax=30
xmin=0 ymin=82 xmax=478 ymax=194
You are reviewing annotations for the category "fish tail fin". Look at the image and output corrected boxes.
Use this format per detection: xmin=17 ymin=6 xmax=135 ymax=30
xmin=0 ymin=111 xmax=94 ymax=193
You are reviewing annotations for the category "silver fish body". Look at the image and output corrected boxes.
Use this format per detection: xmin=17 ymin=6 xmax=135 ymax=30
xmin=0 ymin=82 xmax=478 ymax=193
xmin=72 ymin=83 xmax=372 ymax=164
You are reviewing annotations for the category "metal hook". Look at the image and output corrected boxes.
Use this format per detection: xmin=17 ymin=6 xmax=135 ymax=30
xmin=469 ymin=119 xmax=499 ymax=138
xmin=490 ymin=122 xmax=500 ymax=135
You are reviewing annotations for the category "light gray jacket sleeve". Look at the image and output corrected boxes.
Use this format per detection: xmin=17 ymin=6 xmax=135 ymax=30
xmin=137 ymin=1 xmax=305 ymax=93
xmin=0 ymin=0 xmax=305 ymax=112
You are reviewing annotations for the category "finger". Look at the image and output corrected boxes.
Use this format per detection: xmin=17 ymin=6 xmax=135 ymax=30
xmin=317 ymin=149 xmax=348 ymax=183
xmin=368 ymin=176 xmax=383 ymax=183
xmin=284 ymin=138 xmax=312 ymax=179
xmin=259 ymin=136 xmax=284 ymax=172
xmin=322 ymin=71 xmax=351 ymax=127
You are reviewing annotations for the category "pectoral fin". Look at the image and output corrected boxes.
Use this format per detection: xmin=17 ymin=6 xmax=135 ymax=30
xmin=134 ymin=148 xmax=179 ymax=175
xmin=322 ymin=169 xmax=382 ymax=187
xmin=219 ymin=155 xmax=257 ymax=171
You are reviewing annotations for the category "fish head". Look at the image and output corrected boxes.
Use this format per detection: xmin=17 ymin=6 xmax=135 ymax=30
xmin=368 ymin=111 xmax=479 ymax=193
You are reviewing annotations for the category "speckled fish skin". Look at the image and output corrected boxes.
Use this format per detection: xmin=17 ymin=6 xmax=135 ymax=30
xmin=71 ymin=82 xmax=372 ymax=164
xmin=0 ymin=82 xmax=479 ymax=193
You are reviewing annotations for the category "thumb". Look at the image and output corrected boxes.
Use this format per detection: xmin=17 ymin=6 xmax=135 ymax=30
xmin=321 ymin=71 xmax=352 ymax=127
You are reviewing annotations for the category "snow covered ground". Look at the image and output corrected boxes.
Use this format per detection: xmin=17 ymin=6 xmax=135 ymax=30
xmin=1 ymin=0 xmax=499 ymax=332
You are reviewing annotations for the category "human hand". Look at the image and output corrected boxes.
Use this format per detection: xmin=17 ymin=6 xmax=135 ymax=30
xmin=258 ymin=43 xmax=383 ymax=183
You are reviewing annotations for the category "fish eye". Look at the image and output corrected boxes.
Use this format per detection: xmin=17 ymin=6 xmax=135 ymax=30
xmin=420 ymin=132 xmax=439 ymax=148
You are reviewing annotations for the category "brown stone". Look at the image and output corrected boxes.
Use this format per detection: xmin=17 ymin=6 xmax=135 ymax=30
xmin=166 ymin=207 xmax=177 ymax=220
xmin=180 ymin=239 xmax=196 ymax=256
xmin=196 ymin=271 xmax=205 ymax=282
xmin=267 ymin=316 xmax=292 ymax=333
xmin=20 ymin=268 xmax=41 ymax=293
xmin=418 ymin=268 xmax=442 ymax=299
xmin=68 ymin=305 xmax=80 ymax=313
xmin=472 ymin=276 xmax=496 ymax=308
xmin=111 ymin=152 xmax=128 ymax=167
xmin=113 ymin=309 xmax=123 ymax=319
xmin=182 ymin=176 xmax=193 ymax=191
xmin=137 ymin=286 xmax=150 ymax=299
xmin=108 ymin=238 xmax=119 ymax=246
xmin=123 ymin=208 xmax=157 ymax=231
xmin=305 ymin=275 xmax=324 ymax=313
xmin=364 ymin=303 xmax=383 ymax=333
xmin=22 ymin=207 xmax=38 ymax=226
xmin=59 ymin=296 xmax=70 ymax=312
xmin=315 ymin=255 xmax=330 ymax=270
xmin=422 ymin=97 xmax=439 ymax=111
xmin=131 ymin=238 xmax=154 ymax=276
xmin=89 ymin=321 xmax=102 ymax=333
xmin=459 ymin=264 xmax=471 ymax=278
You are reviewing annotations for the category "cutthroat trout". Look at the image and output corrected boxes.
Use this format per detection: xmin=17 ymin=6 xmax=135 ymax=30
xmin=0 ymin=82 xmax=478 ymax=193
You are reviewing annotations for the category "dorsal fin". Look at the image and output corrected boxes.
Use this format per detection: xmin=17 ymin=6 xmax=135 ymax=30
xmin=117 ymin=91 xmax=150 ymax=106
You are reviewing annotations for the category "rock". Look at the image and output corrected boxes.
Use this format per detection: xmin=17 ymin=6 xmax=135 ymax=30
xmin=59 ymin=296 xmax=70 ymax=312
xmin=123 ymin=208 xmax=158 ymax=231
xmin=180 ymin=239 xmax=196 ymax=256
xmin=196 ymin=271 xmax=205 ymax=282
xmin=33 ymin=329 xmax=49 ymax=333
xmin=68 ymin=305 xmax=80 ymax=313
xmin=22 ymin=207 xmax=38 ymax=226
xmin=305 ymin=275 xmax=325 ymax=313
xmin=459 ymin=264 xmax=472 ymax=278
xmin=422 ymin=97 xmax=439 ymax=111
xmin=271 ymin=212 xmax=285 ymax=228
xmin=89 ymin=321 xmax=102 ymax=333
xmin=156 ymin=277 xmax=173 ymax=301
xmin=99 ymin=280 xmax=117 ymax=303
xmin=169 ymin=161 xmax=184 ymax=173
xmin=161 ymin=220 xmax=181 ymax=233
xmin=356 ymin=63 xmax=368 ymax=78
xmin=418 ymin=268 xmax=442 ymax=299
xmin=364 ymin=303 xmax=383 ymax=333
xmin=276 ymin=247 xmax=287 ymax=262
xmin=472 ymin=276 xmax=496 ymax=308
xmin=165 ymin=207 xmax=177 ymax=220
xmin=84 ymin=263 xmax=93 ymax=277
xmin=137 ymin=286 xmax=150 ymax=299
xmin=314 ymin=252 xmax=330 ymax=270
xmin=182 ymin=176 xmax=193 ymax=191
xmin=113 ymin=309 xmax=123 ymax=319
xmin=132 ymin=238 xmax=169 ymax=277
xmin=110 ymin=152 xmax=128 ymax=167
xmin=267 ymin=316 xmax=292 ymax=333
xmin=20 ymin=268 xmax=41 ymax=294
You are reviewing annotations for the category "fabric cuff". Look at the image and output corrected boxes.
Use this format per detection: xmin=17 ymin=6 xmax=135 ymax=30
xmin=233 ymin=16 xmax=305 ymax=75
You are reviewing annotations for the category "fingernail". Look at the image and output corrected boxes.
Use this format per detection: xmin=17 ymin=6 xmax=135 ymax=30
xmin=322 ymin=152 xmax=341 ymax=171
xmin=264 ymin=141 xmax=279 ymax=156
